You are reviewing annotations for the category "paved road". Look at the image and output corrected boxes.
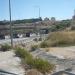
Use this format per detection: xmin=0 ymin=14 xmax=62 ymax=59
xmin=0 ymin=36 xmax=39 ymax=45
xmin=0 ymin=37 xmax=32 ymax=44
xmin=0 ymin=34 xmax=48 ymax=45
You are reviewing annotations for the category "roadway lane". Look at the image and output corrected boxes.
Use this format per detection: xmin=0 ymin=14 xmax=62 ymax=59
xmin=0 ymin=37 xmax=34 ymax=45
xmin=0 ymin=34 xmax=48 ymax=45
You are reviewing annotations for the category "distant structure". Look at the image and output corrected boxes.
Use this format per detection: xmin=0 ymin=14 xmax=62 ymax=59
xmin=50 ymin=17 xmax=56 ymax=24
xmin=51 ymin=17 xmax=56 ymax=22
xmin=44 ymin=17 xmax=50 ymax=21
xmin=72 ymin=9 xmax=75 ymax=20
xmin=71 ymin=9 xmax=75 ymax=27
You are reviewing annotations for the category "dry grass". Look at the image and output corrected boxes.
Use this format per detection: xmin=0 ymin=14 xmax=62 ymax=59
xmin=41 ymin=31 xmax=75 ymax=47
xmin=45 ymin=48 xmax=50 ymax=52
xmin=26 ymin=69 xmax=43 ymax=75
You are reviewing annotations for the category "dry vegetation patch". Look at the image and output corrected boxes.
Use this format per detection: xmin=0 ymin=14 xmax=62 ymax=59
xmin=40 ymin=31 xmax=75 ymax=47
xmin=14 ymin=47 xmax=55 ymax=74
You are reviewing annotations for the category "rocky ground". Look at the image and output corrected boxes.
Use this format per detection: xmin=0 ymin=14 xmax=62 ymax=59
xmin=48 ymin=46 xmax=75 ymax=59
xmin=0 ymin=51 xmax=25 ymax=75
xmin=31 ymin=47 xmax=75 ymax=74
xmin=0 ymin=45 xmax=75 ymax=75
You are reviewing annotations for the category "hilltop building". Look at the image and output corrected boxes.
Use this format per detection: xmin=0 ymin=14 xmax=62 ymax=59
xmin=44 ymin=17 xmax=50 ymax=21
xmin=51 ymin=17 xmax=56 ymax=23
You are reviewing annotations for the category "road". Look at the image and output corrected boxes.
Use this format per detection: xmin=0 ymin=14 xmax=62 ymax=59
xmin=0 ymin=34 xmax=48 ymax=45
xmin=0 ymin=37 xmax=35 ymax=45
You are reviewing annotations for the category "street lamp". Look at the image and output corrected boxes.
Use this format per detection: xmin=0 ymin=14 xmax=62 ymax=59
xmin=9 ymin=0 xmax=13 ymax=47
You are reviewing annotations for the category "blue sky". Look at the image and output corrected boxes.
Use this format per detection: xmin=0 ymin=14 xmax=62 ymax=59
xmin=0 ymin=0 xmax=75 ymax=20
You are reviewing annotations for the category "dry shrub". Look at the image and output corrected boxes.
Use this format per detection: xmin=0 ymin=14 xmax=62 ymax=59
xmin=31 ymin=45 xmax=38 ymax=51
xmin=45 ymin=48 xmax=50 ymax=52
xmin=26 ymin=69 xmax=43 ymax=75
xmin=0 ymin=44 xmax=11 ymax=51
xmin=15 ymin=47 xmax=55 ymax=74
xmin=41 ymin=31 xmax=75 ymax=47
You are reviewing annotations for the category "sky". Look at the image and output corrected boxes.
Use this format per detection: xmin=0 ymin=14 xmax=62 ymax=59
xmin=0 ymin=0 xmax=75 ymax=21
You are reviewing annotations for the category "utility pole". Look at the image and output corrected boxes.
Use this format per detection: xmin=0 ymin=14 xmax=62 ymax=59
xmin=74 ymin=9 xmax=75 ymax=16
xmin=39 ymin=7 xmax=40 ymax=18
xmin=38 ymin=7 xmax=42 ymax=39
xmin=9 ymin=0 xmax=13 ymax=47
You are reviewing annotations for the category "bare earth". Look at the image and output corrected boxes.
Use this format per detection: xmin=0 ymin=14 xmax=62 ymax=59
xmin=48 ymin=46 xmax=75 ymax=59
xmin=0 ymin=51 xmax=25 ymax=75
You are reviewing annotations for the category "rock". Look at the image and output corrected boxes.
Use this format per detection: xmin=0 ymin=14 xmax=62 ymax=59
xmin=0 ymin=51 xmax=25 ymax=75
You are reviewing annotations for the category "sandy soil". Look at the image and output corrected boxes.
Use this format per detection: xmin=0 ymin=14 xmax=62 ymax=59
xmin=45 ymin=46 xmax=75 ymax=59
xmin=0 ymin=51 xmax=25 ymax=75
